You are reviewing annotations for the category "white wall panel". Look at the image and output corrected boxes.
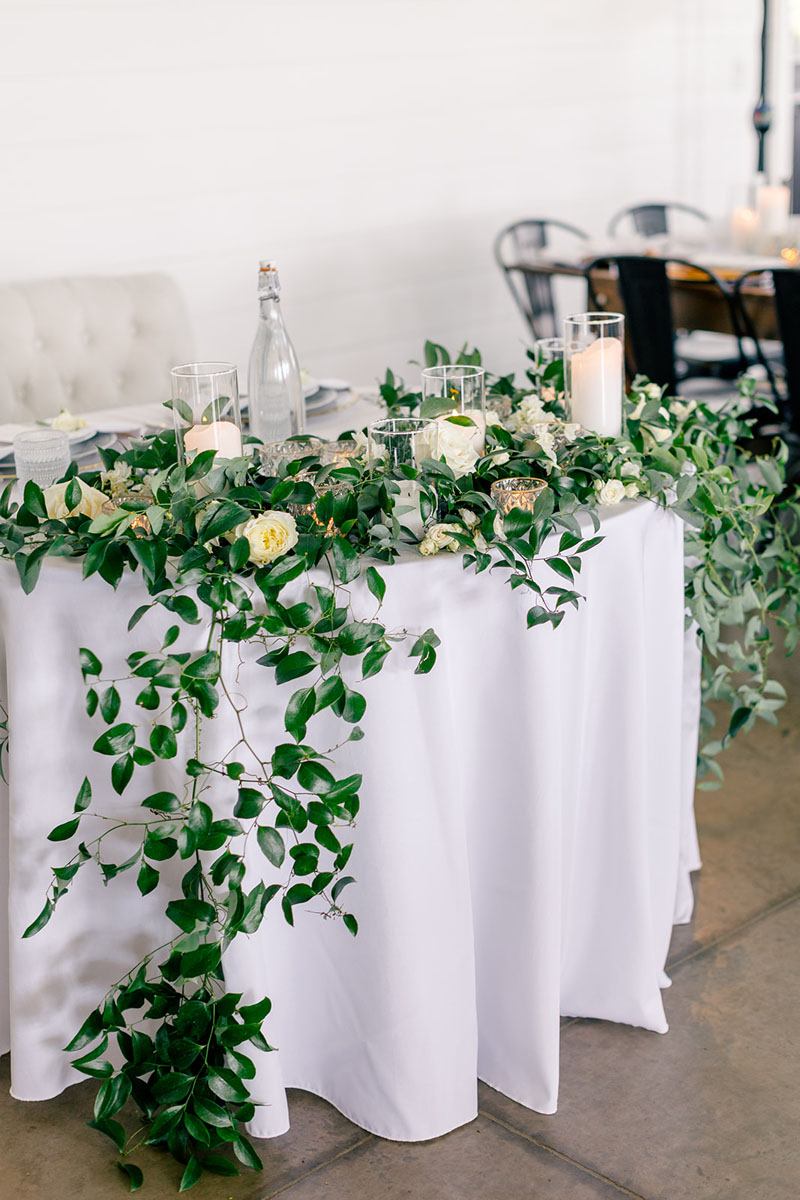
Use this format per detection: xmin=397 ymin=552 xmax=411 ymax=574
xmin=0 ymin=0 xmax=761 ymax=399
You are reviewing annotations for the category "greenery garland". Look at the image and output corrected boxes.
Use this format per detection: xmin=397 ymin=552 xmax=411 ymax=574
xmin=2 ymin=342 xmax=798 ymax=1191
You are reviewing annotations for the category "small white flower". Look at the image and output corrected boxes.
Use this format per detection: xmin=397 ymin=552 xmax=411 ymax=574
xmin=531 ymin=426 xmax=558 ymax=472
xmin=562 ymin=423 xmax=581 ymax=442
xmin=101 ymin=460 xmax=133 ymax=500
xmin=624 ymin=481 xmax=639 ymax=498
xmin=595 ymin=479 xmax=626 ymax=505
xmin=540 ymin=385 xmax=557 ymax=406
xmin=671 ymin=399 xmax=697 ymax=422
xmin=493 ymin=512 xmax=505 ymax=539
xmin=457 ymin=507 xmax=479 ymax=527
xmin=474 ymin=531 xmax=488 ymax=553
xmin=513 ymin=395 xmax=549 ymax=430
xmin=630 ymin=398 xmax=646 ymax=420
xmin=645 ymin=383 xmax=662 ymax=400
xmin=491 ymin=451 xmax=510 ymax=466
xmin=620 ymin=461 xmax=641 ymax=478
xmin=485 ymin=409 xmax=501 ymax=427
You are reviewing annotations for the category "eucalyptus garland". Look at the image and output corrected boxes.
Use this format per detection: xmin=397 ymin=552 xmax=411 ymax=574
xmin=2 ymin=342 xmax=798 ymax=1192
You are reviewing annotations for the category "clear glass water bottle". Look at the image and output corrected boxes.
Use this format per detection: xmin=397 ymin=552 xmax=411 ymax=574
xmin=247 ymin=261 xmax=304 ymax=443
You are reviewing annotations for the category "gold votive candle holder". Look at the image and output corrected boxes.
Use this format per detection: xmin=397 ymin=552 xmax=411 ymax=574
xmin=260 ymin=437 xmax=323 ymax=474
xmin=490 ymin=477 xmax=547 ymax=516
xmin=319 ymin=439 xmax=360 ymax=467
xmin=288 ymin=478 xmax=353 ymax=534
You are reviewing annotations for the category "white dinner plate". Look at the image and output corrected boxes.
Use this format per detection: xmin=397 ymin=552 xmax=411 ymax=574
xmin=44 ymin=421 xmax=99 ymax=445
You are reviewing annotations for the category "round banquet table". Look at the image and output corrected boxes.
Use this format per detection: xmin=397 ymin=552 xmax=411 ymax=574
xmin=0 ymin=499 xmax=702 ymax=1140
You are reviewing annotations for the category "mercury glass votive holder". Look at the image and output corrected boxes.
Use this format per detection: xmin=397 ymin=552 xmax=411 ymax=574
xmin=260 ymin=436 xmax=323 ymax=475
xmin=288 ymin=478 xmax=353 ymax=534
xmin=319 ymin=439 xmax=360 ymax=467
xmin=491 ymin=477 xmax=547 ymax=516
xmin=170 ymin=362 xmax=243 ymax=464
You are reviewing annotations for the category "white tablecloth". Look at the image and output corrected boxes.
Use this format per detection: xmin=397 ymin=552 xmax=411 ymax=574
xmin=0 ymin=499 xmax=701 ymax=1140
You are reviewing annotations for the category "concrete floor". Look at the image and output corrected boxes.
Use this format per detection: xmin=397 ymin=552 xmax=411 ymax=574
xmin=2 ymin=648 xmax=798 ymax=1199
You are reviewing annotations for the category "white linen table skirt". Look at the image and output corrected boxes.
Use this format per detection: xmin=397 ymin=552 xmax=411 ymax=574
xmin=0 ymin=499 xmax=701 ymax=1139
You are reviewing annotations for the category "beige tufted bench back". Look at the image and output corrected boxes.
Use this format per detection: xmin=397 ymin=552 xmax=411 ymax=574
xmin=0 ymin=273 xmax=194 ymax=421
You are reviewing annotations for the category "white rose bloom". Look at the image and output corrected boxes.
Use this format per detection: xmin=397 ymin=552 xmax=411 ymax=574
xmin=596 ymin=479 xmax=626 ymax=506
xmin=51 ymin=409 xmax=87 ymax=433
xmin=624 ymin=481 xmax=640 ymax=498
xmin=474 ymin=531 xmax=488 ymax=553
xmin=457 ymin=507 xmax=479 ymax=527
xmin=418 ymin=522 xmax=461 ymax=556
xmin=620 ymin=460 xmax=641 ymax=478
xmin=231 ymin=510 xmax=298 ymax=566
xmin=485 ymin=409 xmax=501 ymax=427
xmin=43 ymin=479 xmax=108 ymax=520
xmin=419 ymin=420 xmax=480 ymax=479
xmin=491 ymin=451 xmax=510 ymax=465
xmin=493 ymin=512 xmax=505 ymax=539
xmin=562 ymin=423 xmax=582 ymax=442
xmin=645 ymin=383 xmax=662 ymax=400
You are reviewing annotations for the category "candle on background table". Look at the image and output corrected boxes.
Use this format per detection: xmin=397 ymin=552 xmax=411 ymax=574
xmin=183 ymin=420 xmax=243 ymax=459
xmin=730 ymin=206 xmax=758 ymax=252
xmin=756 ymin=184 xmax=790 ymax=238
xmin=568 ymin=337 xmax=623 ymax=438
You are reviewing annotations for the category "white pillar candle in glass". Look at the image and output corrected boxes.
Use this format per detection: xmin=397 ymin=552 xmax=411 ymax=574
xmin=564 ymin=313 xmax=624 ymax=438
xmin=730 ymin=206 xmax=758 ymax=252
xmin=420 ymin=364 xmax=486 ymax=452
xmin=170 ymin=362 xmax=243 ymax=464
xmin=184 ymin=420 xmax=243 ymax=458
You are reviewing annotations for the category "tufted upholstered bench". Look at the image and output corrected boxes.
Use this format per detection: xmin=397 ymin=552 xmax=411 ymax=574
xmin=0 ymin=273 xmax=194 ymax=422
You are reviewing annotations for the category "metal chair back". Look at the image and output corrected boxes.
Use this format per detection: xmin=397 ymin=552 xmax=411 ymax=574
xmin=585 ymin=255 xmax=743 ymax=392
xmin=494 ymin=219 xmax=588 ymax=340
xmin=607 ymin=203 xmax=710 ymax=240
xmin=734 ymin=268 xmax=800 ymax=431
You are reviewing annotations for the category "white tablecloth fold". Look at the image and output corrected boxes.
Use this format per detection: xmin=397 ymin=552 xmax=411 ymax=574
xmin=0 ymin=500 xmax=700 ymax=1140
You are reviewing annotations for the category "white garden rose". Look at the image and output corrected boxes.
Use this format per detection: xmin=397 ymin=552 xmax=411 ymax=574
xmin=624 ymin=481 xmax=640 ymax=498
xmin=562 ymin=423 xmax=582 ymax=442
xmin=490 ymin=451 xmax=510 ymax=465
xmin=43 ymin=479 xmax=107 ymax=520
xmin=457 ymin=507 xmax=479 ymax=528
xmin=620 ymin=460 xmax=641 ymax=478
xmin=595 ymin=479 xmax=627 ymax=506
xmin=51 ymin=408 xmax=87 ymax=433
xmin=232 ymin=510 xmax=298 ymax=566
xmin=531 ymin=426 xmax=557 ymax=471
xmin=418 ymin=419 xmax=480 ymax=479
xmin=645 ymin=383 xmax=662 ymax=400
xmin=513 ymin=395 xmax=549 ymax=430
xmin=418 ymin=522 xmax=461 ymax=556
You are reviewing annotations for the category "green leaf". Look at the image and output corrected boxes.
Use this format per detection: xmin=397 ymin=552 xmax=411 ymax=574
xmin=99 ymin=686 xmax=121 ymax=724
xmin=332 ymin=537 xmax=360 ymax=583
xmin=343 ymin=913 xmax=358 ymax=936
xmin=117 ymin=1163 xmax=143 ymax=1192
xmin=111 ymin=754 xmax=134 ymax=795
xmin=48 ymin=817 xmax=80 ymax=842
xmin=233 ymin=1135 xmax=263 ymax=1171
xmin=257 ymin=825 xmax=285 ymax=867
xmin=275 ymin=652 xmax=317 ymax=684
xmin=80 ymin=648 xmax=103 ymax=679
xmin=179 ymin=1155 xmax=203 ymax=1192
xmin=93 ymin=724 xmax=136 ymax=756
xmin=728 ymin=706 xmax=753 ymax=738
xmin=22 ymin=899 xmax=54 ymax=938
xmin=136 ymin=861 xmax=159 ymax=896
xmin=192 ymin=1097 xmax=231 ymax=1128
xmin=297 ymin=760 xmax=336 ymax=794
xmin=73 ymin=777 xmax=92 ymax=812
xmin=182 ymin=652 xmax=219 ymax=680
xmin=200 ymin=1154 xmax=239 ymax=1177
xmin=197 ymin=500 xmax=251 ymax=544
xmin=150 ymin=724 xmax=178 ymax=759
xmin=229 ymin=536 xmax=251 ymax=571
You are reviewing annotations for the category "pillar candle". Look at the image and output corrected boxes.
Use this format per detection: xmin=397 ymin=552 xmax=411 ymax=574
xmin=183 ymin=420 xmax=243 ymax=459
xmin=756 ymin=185 xmax=790 ymax=237
xmin=730 ymin=206 xmax=758 ymax=252
xmin=569 ymin=337 xmax=623 ymax=438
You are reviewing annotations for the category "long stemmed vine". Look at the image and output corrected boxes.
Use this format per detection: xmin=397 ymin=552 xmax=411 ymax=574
xmin=2 ymin=339 xmax=798 ymax=1191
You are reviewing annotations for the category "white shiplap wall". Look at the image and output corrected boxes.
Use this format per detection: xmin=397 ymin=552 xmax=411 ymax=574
xmin=0 ymin=0 xmax=762 ymax=392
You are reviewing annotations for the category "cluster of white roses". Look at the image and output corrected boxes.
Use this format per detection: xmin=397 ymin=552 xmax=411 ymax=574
xmin=419 ymin=508 xmax=492 ymax=557
xmin=594 ymin=460 xmax=641 ymax=506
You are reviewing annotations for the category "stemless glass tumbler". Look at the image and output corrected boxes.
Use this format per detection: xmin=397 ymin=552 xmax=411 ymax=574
xmin=14 ymin=429 xmax=70 ymax=489
xmin=170 ymin=363 xmax=243 ymax=463
xmin=420 ymin=364 xmax=486 ymax=425
xmin=563 ymin=314 xmax=625 ymax=438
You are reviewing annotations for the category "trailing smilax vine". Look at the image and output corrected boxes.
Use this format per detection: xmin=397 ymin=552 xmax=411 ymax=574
xmin=1 ymin=341 xmax=798 ymax=1191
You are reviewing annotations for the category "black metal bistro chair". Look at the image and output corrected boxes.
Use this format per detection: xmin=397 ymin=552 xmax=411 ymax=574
xmin=607 ymin=202 xmax=710 ymax=241
xmin=585 ymin=255 xmax=747 ymax=396
xmin=734 ymin=268 xmax=800 ymax=435
xmin=494 ymin=218 xmax=589 ymax=340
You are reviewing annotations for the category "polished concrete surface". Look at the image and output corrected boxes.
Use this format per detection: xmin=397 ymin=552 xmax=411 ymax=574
xmin=2 ymin=648 xmax=798 ymax=1198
